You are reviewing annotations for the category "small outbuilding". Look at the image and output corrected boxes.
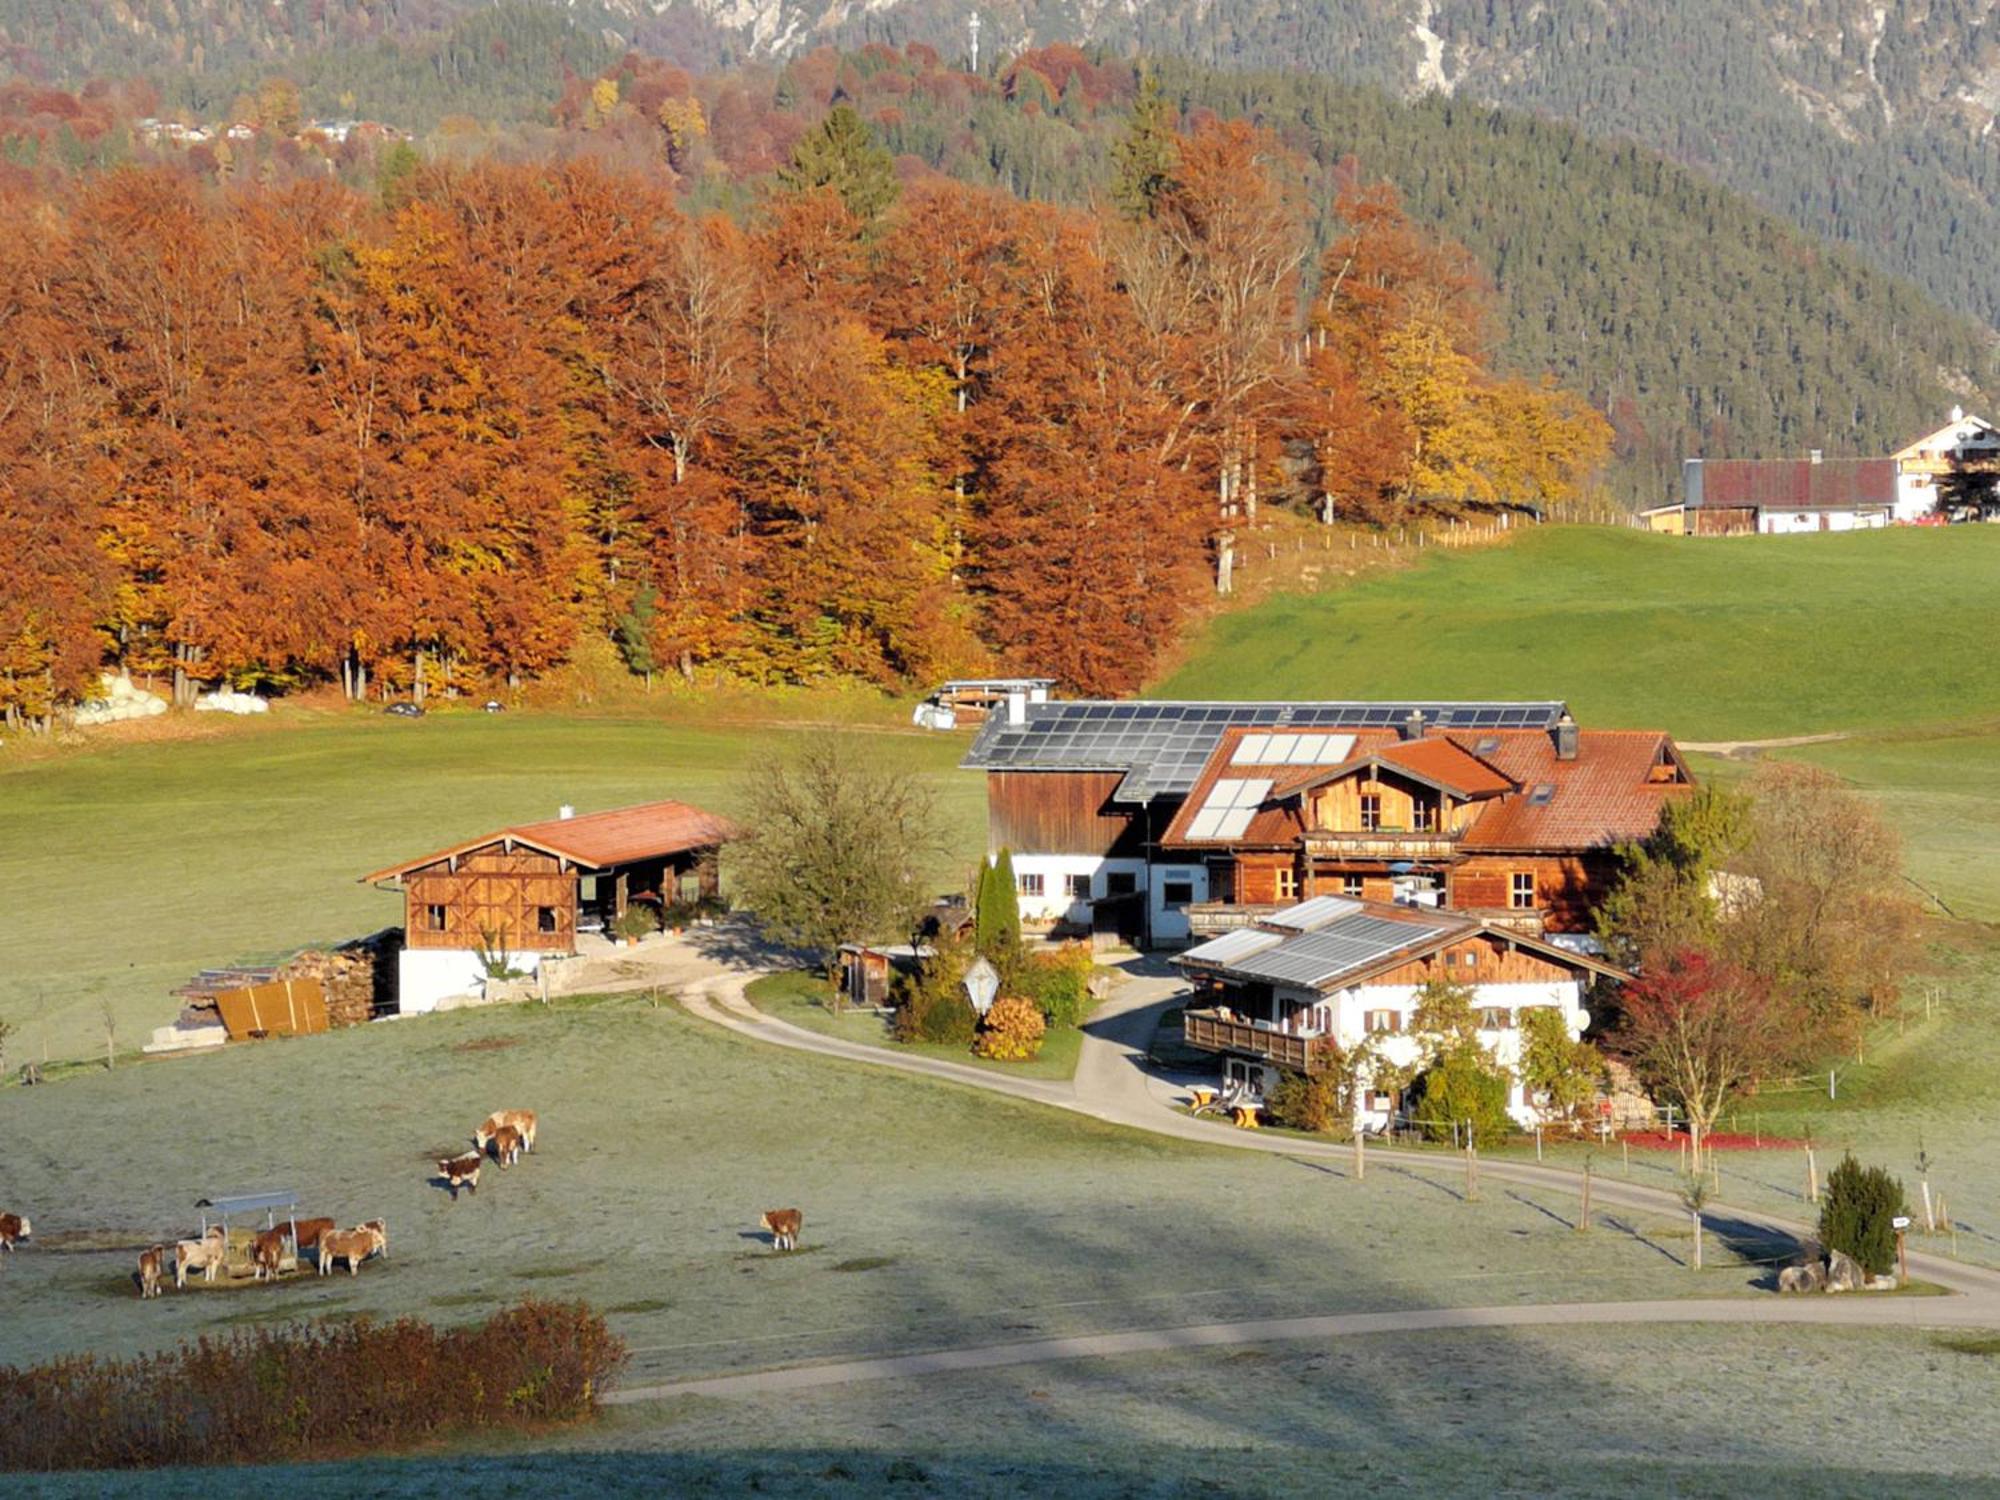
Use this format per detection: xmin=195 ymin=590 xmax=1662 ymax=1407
xmin=362 ymin=800 xmax=737 ymax=1013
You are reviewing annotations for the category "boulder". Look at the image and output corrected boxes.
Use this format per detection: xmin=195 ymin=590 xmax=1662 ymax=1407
xmin=1826 ymin=1248 xmax=1863 ymax=1292
xmin=1866 ymin=1273 xmax=1900 ymax=1292
xmin=1777 ymin=1261 xmax=1826 ymax=1295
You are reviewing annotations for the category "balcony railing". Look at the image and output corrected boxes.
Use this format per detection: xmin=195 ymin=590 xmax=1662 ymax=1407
xmin=1303 ymin=827 xmax=1463 ymax=860
xmin=1183 ymin=1008 xmax=1340 ymax=1074
xmin=1183 ymin=902 xmax=1284 ymax=937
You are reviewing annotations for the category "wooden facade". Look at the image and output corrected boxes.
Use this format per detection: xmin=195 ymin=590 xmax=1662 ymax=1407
xmin=987 ymin=771 xmax=1150 ymax=858
xmin=402 ymin=845 xmax=577 ymax=953
xmin=1366 ymin=932 xmax=1580 ymax=989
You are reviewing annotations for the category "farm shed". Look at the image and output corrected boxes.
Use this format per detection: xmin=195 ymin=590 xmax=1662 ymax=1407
xmin=362 ymin=800 xmax=738 ymax=1013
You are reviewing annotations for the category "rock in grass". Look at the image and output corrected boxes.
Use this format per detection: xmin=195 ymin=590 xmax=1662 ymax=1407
xmin=1826 ymin=1249 xmax=1863 ymax=1292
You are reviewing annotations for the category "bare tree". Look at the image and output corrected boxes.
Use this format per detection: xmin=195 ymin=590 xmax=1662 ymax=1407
xmin=732 ymin=739 xmax=942 ymax=1011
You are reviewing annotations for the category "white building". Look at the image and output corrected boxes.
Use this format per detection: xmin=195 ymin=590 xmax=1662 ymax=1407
xmin=1891 ymin=409 xmax=2000 ymax=521
xmin=1175 ymin=896 xmax=1625 ymax=1130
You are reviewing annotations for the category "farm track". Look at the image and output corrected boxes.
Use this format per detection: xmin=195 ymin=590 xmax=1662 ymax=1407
xmin=660 ymin=968 xmax=2000 ymax=1402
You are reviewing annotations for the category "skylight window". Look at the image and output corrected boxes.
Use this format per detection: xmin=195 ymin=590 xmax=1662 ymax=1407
xmin=1527 ymin=783 xmax=1557 ymax=805
xmin=1185 ymin=777 xmax=1274 ymax=839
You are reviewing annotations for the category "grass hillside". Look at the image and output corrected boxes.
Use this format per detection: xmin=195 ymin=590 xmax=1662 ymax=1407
xmin=1156 ymin=526 xmax=2000 ymax=742
xmin=0 ymin=711 xmax=985 ymax=1063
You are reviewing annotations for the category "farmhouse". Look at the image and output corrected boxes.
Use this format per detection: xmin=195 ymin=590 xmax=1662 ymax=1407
xmin=1159 ymin=713 xmax=1693 ymax=940
xmin=961 ymin=696 xmax=1587 ymax=943
xmin=1174 ymin=895 xmax=1627 ymax=1128
xmin=362 ymin=800 xmax=736 ymax=1012
xmin=1673 ymin=409 xmax=2000 ymax=534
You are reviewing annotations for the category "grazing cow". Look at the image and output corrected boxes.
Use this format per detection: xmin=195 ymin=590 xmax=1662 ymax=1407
xmin=137 ymin=1245 xmax=165 ymax=1299
xmin=359 ymin=1218 xmax=388 ymax=1259
xmin=318 ymin=1227 xmax=380 ymax=1277
xmin=760 ymin=1208 xmax=803 ymax=1252
xmin=251 ymin=1228 xmax=291 ymax=1282
xmin=290 ymin=1217 xmax=337 ymax=1255
xmin=0 ymin=1213 xmax=29 ymax=1251
xmin=475 ymin=1109 xmax=537 ymax=1155
xmin=491 ymin=1124 xmax=523 ymax=1168
xmin=438 ymin=1152 xmax=482 ymax=1200
xmin=174 ymin=1227 xmax=226 ymax=1289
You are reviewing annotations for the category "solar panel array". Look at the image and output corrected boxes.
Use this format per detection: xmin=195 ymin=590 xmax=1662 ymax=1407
xmin=1183 ymin=777 xmax=1274 ymax=840
xmin=1232 ymin=732 xmax=1358 ymax=766
xmin=1264 ymin=895 xmax=1360 ymax=931
xmin=1180 ymin=926 xmax=1285 ymax=967
xmin=962 ymin=700 xmax=1569 ymax=801
xmin=1228 ymin=912 xmax=1461 ymax=989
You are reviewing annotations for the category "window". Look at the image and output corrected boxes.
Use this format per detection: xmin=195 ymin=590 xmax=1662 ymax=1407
xmin=1163 ymin=880 xmax=1195 ymax=908
xmin=1065 ymin=873 xmax=1091 ymax=900
xmin=1106 ymin=871 xmax=1137 ymax=897
xmin=1275 ymin=867 xmax=1297 ymax=901
xmin=1365 ymin=1009 xmax=1401 ymax=1035
xmin=1360 ymin=793 xmax=1382 ymax=831
xmin=1340 ymin=874 xmax=1364 ymax=898
xmin=1456 ymin=948 xmax=1479 ymax=967
xmin=426 ymin=903 xmax=447 ymax=932
xmin=1510 ymin=872 xmax=1536 ymax=909
xmin=1478 ymin=1007 xmax=1512 ymax=1030
xmin=1018 ymin=872 xmax=1045 ymax=897
xmin=537 ymin=905 xmax=558 ymax=935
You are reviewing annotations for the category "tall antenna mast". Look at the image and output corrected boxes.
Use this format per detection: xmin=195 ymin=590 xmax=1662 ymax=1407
xmin=969 ymin=11 xmax=981 ymax=73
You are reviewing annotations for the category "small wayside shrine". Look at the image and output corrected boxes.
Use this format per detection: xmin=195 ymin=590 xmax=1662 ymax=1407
xmin=362 ymin=800 xmax=736 ymax=1011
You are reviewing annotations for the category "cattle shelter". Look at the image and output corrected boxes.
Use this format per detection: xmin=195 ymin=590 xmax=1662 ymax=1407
xmin=362 ymin=799 xmax=737 ymax=1013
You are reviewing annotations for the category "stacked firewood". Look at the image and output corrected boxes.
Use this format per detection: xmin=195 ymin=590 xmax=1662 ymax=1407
xmin=278 ymin=938 xmax=389 ymax=1027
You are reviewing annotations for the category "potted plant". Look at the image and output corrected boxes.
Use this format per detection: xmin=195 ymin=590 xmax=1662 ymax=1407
xmin=614 ymin=904 xmax=657 ymax=946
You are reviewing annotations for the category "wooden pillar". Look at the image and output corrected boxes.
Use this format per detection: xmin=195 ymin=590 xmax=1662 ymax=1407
xmin=698 ymin=847 xmax=721 ymax=900
xmin=614 ymin=870 xmax=628 ymax=918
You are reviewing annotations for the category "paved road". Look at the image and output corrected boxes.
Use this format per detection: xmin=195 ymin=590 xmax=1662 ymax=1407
xmin=663 ymin=963 xmax=2000 ymax=1403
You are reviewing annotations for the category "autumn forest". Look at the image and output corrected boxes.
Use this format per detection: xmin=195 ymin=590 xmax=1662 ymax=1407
xmin=0 ymin=59 xmax=1612 ymax=726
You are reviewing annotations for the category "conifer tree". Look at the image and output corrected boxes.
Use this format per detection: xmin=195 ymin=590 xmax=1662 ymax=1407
xmin=777 ymin=103 xmax=898 ymax=227
xmin=976 ymin=849 xmax=1022 ymax=962
xmin=1110 ymin=71 xmax=1178 ymax=220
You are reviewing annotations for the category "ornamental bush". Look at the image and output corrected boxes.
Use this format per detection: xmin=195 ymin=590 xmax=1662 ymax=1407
xmin=1819 ymin=1153 xmax=1907 ymax=1277
xmin=1409 ymin=1045 xmax=1514 ymax=1144
xmin=893 ymin=935 xmax=979 ymax=1046
xmin=973 ymin=995 xmax=1046 ymax=1061
xmin=1013 ymin=942 xmax=1095 ymax=1030
xmin=1267 ymin=1069 xmax=1344 ymax=1134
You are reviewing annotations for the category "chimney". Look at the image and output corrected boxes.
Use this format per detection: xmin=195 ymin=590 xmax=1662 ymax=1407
xmin=1952 ymin=404 xmax=1966 ymax=425
xmin=1400 ymin=709 xmax=1427 ymax=741
xmin=1552 ymin=714 xmax=1579 ymax=762
xmin=558 ymin=804 xmax=575 ymax=820
xmin=1005 ymin=688 xmax=1027 ymax=727
xmin=1808 ymin=448 xmax=1823 ymax=466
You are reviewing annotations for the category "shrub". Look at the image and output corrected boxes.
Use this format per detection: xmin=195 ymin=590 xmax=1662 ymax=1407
xmin=973 ymin=994 xmax=1046 ymax=1061
xmin=613 ymin=903 xmax=658 ymax=941
xmin=975 ymin=849 xmax=1022 ymax=958
xmin=1409 ymin=1045 xmax=1514 ymax=1144
xmin=1518 ymin=1006 xmax=1605 ymax=1123
xmin=0 ymin=1299 xmax=626 ymax=1472
xmin=1267 ymin=1069 xmax=1344 ymax=1134
xmin=1819 ymin=1153 xmax=1908 ymax=1277
xmin=893 ymin=935 xmax=979 ymax=1046
xmin=1013 ymin=942 xmax=1095 ymax=1030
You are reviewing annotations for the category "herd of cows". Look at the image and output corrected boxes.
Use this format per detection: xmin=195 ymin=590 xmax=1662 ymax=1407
xmin=0 ymin=1105 xmax=808 ymax=1309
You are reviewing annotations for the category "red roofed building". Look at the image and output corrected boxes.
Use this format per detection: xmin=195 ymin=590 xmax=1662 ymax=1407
xmin=362 ymin=800 xmax=737 ymax=1012
xmin=1161 ymin=715 xmax=1692 ymax=939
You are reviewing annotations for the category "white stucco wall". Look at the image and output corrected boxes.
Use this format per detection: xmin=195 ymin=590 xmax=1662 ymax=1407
xmin=1009 ymin=854 xmax=1148 ymax=926
xmin=397 ymin=947 xmax=543 ymax=1015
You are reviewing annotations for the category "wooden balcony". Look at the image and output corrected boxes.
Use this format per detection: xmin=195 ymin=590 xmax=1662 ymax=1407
xmin=1184 ymin=902 xmax=1284 ymax=938
xmin=1183 ymin=1008 xmax=1339 ymax=1074
xmin=1303 ymin=827 xmax=1463 ymax=861
xmin=1454 ymin=906 xmax=1549 ymax=937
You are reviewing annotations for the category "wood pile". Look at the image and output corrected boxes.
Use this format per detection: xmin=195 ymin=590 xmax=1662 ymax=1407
xmin=169 ymin=930 xmax=399 ymax=1034
xmin=279 ymin=944 xmax=381 ymax=1028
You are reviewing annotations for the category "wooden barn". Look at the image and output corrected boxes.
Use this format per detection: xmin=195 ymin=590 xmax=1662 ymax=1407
xmin=362 ymin=800 xmax=736 ymax=1012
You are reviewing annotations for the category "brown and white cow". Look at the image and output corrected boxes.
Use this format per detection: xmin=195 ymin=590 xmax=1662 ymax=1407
xmin=137 ymin=1244 xmax=166 ymax=1299
xmin=0 ymin=1213 xmax=29 ymax=1251
xmin=174 ymin=1226 xmax=226 ymax=1288
xmin=438 ymin=1152 xmax=482 ymax=1200
xmin=318 ymin=1226 xmax=380 ymax=1277
xmin=290 ymin=1217 xmax=337 ymax=1256
xmin=358 ymin=1218 xmax=388 ymax=1259
xmin=475 ymin=1109 xmax=537 ymax=1156
xmin=760 ymin=1208 xmax=803 ymax=1252
xmin=251 ymin=1227 xmax=291 ymax=1281
xmin=490 ymin=1124 xmax=523 ymax=1168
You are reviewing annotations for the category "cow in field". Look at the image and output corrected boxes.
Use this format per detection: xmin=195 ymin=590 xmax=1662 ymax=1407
xmin=438 ymin=1152 xmax=482 ymax=1200
xmin=0 ymin=1213 xmax=29 ymax=1251
xmin=359 ymin=1218 xmax=388 ymax=1259
xmin=760 ymin=1208 xmax=803 ymax=1251
xmin=174 ymin=1227 xmax=226 ymax=1288
xmin=318 ymin=1225 xmax=383 ymax=1277
xmin=290 ymin=1217 xmax=337 ymax=1256
xmin=491 ymin=1124 xmax=523 ymax=1167
xmin=251 ymin=1228 xmax=291 ymax=1281
xmin=475 ymin=1109 xmax=537 ymax=1156
xmin=137 ymin=1245 xmax=165 ymax=1299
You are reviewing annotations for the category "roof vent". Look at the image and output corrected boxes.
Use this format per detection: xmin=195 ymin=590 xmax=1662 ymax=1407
xmin=1474 ymin=736 xmax=1500 ymax=756
xmin=1400 ymin=709 xmax=1427 ymax=741
xmin=1528 ymin=783 xmax=1556 ymax=805
xmin=559 ymin=805 xmax=575 ymax=820
xmin=1005 ymin=688 xmax=1027 ymax=726
xmin=1552 ymin=715 xmax=1578 ymax=762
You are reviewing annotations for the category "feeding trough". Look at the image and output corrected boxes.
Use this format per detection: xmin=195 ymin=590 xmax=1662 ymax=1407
xmin=194 ymin=1189 xmax=304 ymax=1281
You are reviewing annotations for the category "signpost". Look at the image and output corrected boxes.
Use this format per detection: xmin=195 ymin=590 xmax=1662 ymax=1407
xmin=1893 ymin=1214 xmax=1911 ymax=1286
xmin=962 ymin=957 xmax=1000 ymax=1018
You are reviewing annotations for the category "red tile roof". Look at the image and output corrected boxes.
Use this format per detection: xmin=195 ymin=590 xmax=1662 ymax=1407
xmin=363 ymin=800 xmax=738 ymax=884
xmin=1691 ymin=458 xmax=1896 ymax=510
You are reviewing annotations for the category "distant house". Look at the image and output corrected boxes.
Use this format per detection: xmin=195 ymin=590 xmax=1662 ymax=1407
xmin=959 ymin=698 xmax=1582 ymax=945
xmin=1158 ymin=713 xmax=1693 ymax=941
xmin=1673 ymin=408 xmax=1999 ymax=534
xmin=362 ymin=800 xmax=736 ymax=1012
xmin=1174 ymin=895 xmax=1627 ymax=1128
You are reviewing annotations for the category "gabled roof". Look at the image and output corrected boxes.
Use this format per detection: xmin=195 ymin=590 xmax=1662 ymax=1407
xmin=1272 ymin=736 xmax=1517 ymax=801
xmin=1683 ymin=457 xmax=1897 ymax=510
xmin=961 ymin=700 xmax=1571 ymax=802
xmin=363 ymin=800 xmax=737 ymax=886
xmin=1892 ymin=414 xmax=1997 ymax=462
xmin=1175 ymin=896 xmax=1629 ymax=992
